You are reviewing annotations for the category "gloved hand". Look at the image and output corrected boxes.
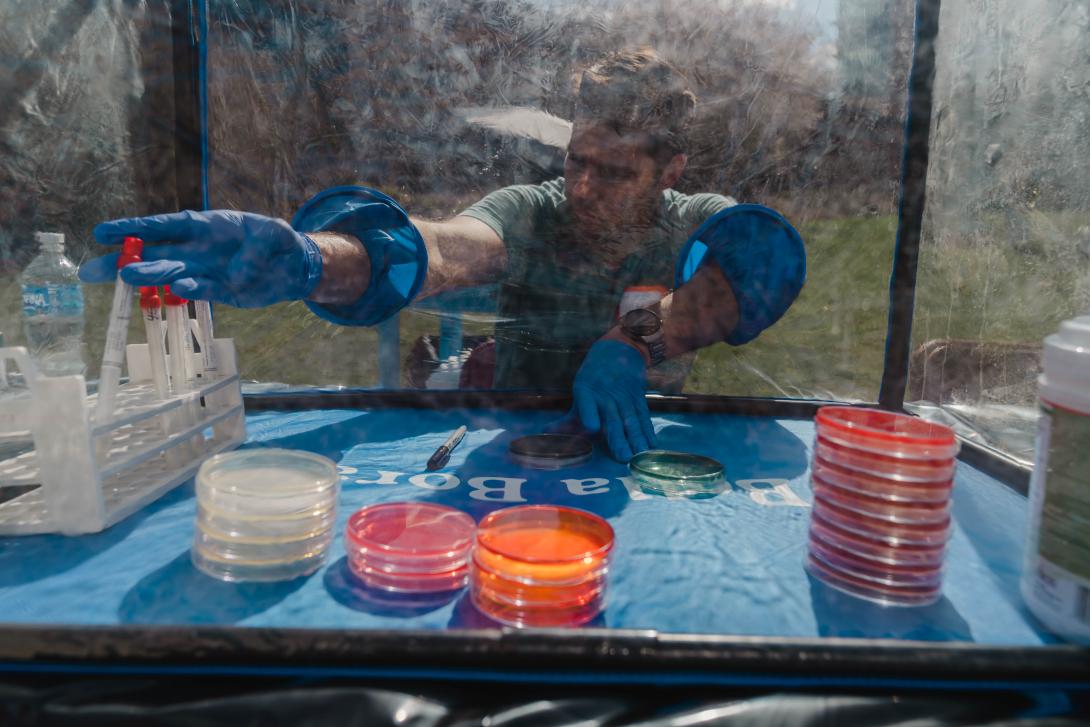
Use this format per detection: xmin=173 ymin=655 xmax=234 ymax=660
xmin=78 ymin=210 xmax=323 ymax=308
xmin=569 ymin=339 xmax=656 ymax=462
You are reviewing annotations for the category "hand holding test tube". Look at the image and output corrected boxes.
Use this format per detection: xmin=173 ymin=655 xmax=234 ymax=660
xmin=94 ymin=236 xmax=143 ymax=427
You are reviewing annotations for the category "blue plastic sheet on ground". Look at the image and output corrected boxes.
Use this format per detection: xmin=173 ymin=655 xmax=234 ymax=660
xmin=0 ymin=409 xmax=1053 ymax=644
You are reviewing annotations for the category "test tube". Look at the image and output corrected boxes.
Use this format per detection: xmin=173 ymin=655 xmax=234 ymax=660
xmin=139 ymin=287 xmax=170 ymax=400
xmin=94 ymin=236 xmax=143 ymax=427
xmin=164 ymin=286 xmax=204 ymax=455
xmin=193 ymin=301 xmax=219 ymax=377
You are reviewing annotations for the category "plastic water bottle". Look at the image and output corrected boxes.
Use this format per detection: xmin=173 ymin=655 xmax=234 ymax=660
xmin=1022 ymin=315 xmax=1090 ymax=644
xmin=19 ymin=232 xmax=86 ymax=377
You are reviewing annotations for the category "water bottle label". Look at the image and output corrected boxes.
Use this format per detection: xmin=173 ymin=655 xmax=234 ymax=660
xmin=21 ymin=284 xmax=84 ymax=317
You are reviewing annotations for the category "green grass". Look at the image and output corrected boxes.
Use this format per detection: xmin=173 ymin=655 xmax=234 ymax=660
xmin=2 ymin=211 xmax=1087 ymax=399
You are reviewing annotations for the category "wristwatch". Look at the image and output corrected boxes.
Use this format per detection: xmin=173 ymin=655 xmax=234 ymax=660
xmin=620 ymin=308 xmax=666 ymax=366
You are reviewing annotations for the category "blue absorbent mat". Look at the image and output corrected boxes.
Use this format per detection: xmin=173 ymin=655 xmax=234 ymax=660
xmin=0 ymin=408 xmax=1054 ymax=645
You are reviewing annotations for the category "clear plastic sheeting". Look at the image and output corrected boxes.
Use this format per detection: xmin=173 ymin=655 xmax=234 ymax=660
xmin=910 ymin=0 xmax=1090 ymax=463
xmin=0 ymin=0 xmax=180 ymax=380
xmin=204 ymin=0 xmax=913 ymax=399
xmin=0 ymin=680 xmax=1085 ymax=725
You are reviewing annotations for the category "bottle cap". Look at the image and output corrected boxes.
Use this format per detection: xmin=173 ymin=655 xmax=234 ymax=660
xmin=118 ymin=236 xmax=144 ymax=268
xmin=139 ymin=286 xmax=161 ymax=310
xmin=162 ymin=285 xmax=186 ymax=307
xmin=34 ymin=232 xmax=64 ymax=248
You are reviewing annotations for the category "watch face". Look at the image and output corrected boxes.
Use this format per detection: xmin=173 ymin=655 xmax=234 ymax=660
xmin=622 ymin=308 xmax=661 ymax=337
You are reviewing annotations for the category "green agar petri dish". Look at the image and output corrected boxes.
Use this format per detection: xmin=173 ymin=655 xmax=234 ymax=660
xmin=628 ymin=450 xmax=726 ymax=499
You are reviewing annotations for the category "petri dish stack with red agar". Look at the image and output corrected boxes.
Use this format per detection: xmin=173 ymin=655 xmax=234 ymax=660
xmin=806 ymin=407 xmax=959 ymax=607
xmin=345 ymin=503 xmax=476 ymax=593
xmin=471 ymin=505 xmax=614 ymax=627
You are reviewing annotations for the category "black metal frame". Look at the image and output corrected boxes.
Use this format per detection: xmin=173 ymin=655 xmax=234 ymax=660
xmin=1 ymin=625 xmax=1088 ymax=690
xmin=879 ymin=0 xmax=942 ymax=410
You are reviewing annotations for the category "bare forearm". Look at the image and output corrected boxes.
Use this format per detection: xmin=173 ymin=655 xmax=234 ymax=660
xmin=657 ymin=262 xmax=740 ymax=359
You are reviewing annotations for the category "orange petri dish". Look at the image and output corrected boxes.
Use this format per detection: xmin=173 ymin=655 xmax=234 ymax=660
xmin=470 ymin=505 xmax=614 ymax=627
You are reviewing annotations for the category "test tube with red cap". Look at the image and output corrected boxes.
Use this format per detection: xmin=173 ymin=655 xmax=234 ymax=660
xmin=139 ymin=287 xmax=170 ymax=400
xmin=93 ymin=236 xmax=142 ymax=428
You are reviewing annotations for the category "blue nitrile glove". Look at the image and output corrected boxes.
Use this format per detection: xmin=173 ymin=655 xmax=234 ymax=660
xmin=570 ymin=339 xmax=656 ymax=462
xmin=78 ymin=210 xmax=325 ymax=308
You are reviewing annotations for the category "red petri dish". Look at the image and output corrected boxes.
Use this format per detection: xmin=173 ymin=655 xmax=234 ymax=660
xmin=806 ymin=553 xmax=942 ymax=607
xmin=812 ymin=448 xmax=954 ymax=499
xmin=345 ymin=503 xmax=476 ymax=584
xmin=814 ymin=436 xmax=956 ymax=483
xmin=811 ymin=474 xmax=950 ymax=524
xmin=470 ymin=505 xmax=614 ymax=627
xmin=812 ymin=496 xmax=950 ymax=546
xmin=815 ymin=406 xmax=959 ymax=460
xmin=809 ymin=514 xmax=946 ymax=567
xmin=808 ymin=536 xmax=943 ymax=587
xmin=348 ymin=557 xmax=469 ymax=593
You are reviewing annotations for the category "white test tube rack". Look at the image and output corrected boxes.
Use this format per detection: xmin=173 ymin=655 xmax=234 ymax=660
xmin=0 ymin=339 xmax=245 ymax=536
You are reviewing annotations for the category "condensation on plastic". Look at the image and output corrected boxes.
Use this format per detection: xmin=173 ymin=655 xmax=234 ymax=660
xmin=196 ymin=0 xmax=912 ymax=400
xmin=0 ymin=2 xmax=177 ymax=379
xmin=909 ymin=0 xmax=1090 ymax=465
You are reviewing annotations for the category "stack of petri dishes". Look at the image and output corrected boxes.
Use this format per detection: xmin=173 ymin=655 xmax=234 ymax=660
xmin=192 ymin=448 xmax=339 ymax=582
xmin=345 ymin=502 xmax=476 ymax=593
xmin=806 ymin=407 xmax=959 ymax=606
xmin=471 ymin=505 xmax=614 ymax=627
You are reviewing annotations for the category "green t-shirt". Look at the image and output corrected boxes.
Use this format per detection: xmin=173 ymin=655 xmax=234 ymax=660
xmin=460 ymin=177 xmax=735 ymax=390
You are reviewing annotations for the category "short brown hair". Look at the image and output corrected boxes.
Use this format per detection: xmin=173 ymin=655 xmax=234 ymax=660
xmin=574 ymin=48 xmax=697 ymax=161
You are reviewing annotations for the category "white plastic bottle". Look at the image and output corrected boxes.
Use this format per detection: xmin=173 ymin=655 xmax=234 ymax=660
xmin=1021 ymin=315 xmax=1090 ymax=644
xmin=19 ymin=232 xmax=86 ymax=377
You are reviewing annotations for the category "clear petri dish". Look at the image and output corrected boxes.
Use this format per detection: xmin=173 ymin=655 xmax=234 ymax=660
xmin=197 ymin=502 xmax=337 ymax=542
xmin=192 ymin=529 xmax=333 ymax=582
xmin=627 ymin=450 xmax=726 ymax=498
xmin=191 ymin=448 xmax=339 ymax=582
xmin=345 ymin=503 xmax=476 ymax=577
xmin=196 ymin=448 xmax=340 ymax=517
xmin=811 ymin=474 xmax=951 ymax=525
xmin=815 ymin=407 xmax=960 ymax=460
xmin=508 ymin=434 xmax=593 ymax=470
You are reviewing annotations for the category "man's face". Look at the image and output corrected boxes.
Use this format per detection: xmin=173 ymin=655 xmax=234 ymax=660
xmin=564 ymin=122 xmax=666 ymax=255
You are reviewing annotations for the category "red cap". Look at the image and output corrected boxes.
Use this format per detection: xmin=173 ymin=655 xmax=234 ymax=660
xmin=162 ymin=284 xmax=186 ymax=307
xmin=139 ymin=286 xmax=161 ymax=310
xmin=118 ymin=236 xmax=144 ymax=268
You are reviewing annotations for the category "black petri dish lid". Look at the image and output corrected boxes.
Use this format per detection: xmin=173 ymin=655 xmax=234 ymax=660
xmin=509 ymin=434 xmax=593 ymax=469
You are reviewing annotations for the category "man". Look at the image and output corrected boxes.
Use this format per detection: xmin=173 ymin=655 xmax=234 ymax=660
xmin=79 ymin=49 xmax=805 ymax=462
